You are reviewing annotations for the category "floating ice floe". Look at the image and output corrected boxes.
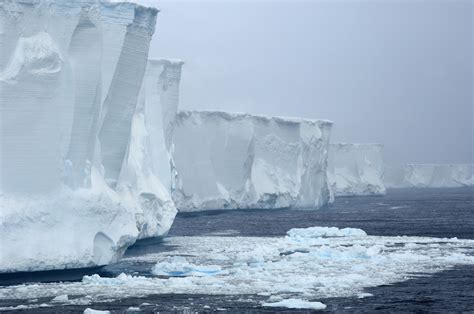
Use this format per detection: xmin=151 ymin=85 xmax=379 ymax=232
xmin=262 ymin=298 xmax=327 ymax=310
xmin=0 ymin=226 xmax=473 ymax=310
xmin=152 ymin=256 xmax=223 ymax=277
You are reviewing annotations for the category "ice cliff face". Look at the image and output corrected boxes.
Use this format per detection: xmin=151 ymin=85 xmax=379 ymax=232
xmin=327 ymin=143 xmax=386 ymax=196
xmin=0 ymin=1 xmax=170 ymax=272
xmin=385 ymin=164 xmax=474 ymax=188
xmin=172 ymin=111 xmax=333 ymax=212
xmin=120 ymin=59 xmax=183 ymax=239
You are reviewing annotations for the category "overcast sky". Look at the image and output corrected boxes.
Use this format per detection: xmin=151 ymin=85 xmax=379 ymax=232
xmin=136 ymin=0 xmax=472 ymax=165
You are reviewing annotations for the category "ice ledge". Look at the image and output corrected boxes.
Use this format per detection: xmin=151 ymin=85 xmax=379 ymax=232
xmin=177 ymin=110 xmax=333 ymax=126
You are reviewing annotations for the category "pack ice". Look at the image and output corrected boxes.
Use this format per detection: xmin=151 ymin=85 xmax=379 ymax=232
xmin=0 ymin=1 xmax=176 ymax=272
xmin=172 ymin=111 xmax=333 ymax=211
xmin=385 ymin=164 xmax=474 ymax=188
xmin=327 ymin=143 xmax=386 ymax=196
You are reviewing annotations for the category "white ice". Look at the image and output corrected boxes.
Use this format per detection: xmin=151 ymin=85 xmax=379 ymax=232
xmin=119 ymin=59 xmax=184 ymax=239
xmin=385 ymin=164 xmax=474 ymax=188
xmin=172 ymin=111 xmax=333 ymax=211
xmin=262 ymin=299 xmax=327 ymax=310
xmin=327 ymin=143 xmax=386 ymax=196
xmin=1 ymin=226 xmax=473 ymax=310
xmin=0 ymin=1 xmax=176 ymax=272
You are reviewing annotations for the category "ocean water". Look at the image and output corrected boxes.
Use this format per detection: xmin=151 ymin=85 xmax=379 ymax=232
xmin=0 ymin=187 xmax=473 ymax=312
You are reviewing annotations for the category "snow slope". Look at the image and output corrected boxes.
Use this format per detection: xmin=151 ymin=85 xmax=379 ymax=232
xmin=0 ymin=1 xmax=170 ymax=272
xmin=327 ymin=143 xmax=386 ymax=196
xmin=385 ymin=164 xmax=474 ymax=188
xmin=172 ymin=111 xmax=333 ymax=211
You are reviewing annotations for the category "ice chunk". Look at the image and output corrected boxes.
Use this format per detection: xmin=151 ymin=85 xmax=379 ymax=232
xmin=172 ymin=111 xmax=333 ymax=211
xmin=385 ymin=164 xmax=474 ymax=188
xmin=327 ymin=143 xmax=386 ymax=196
xmin=84 ymin=309 xmax=110 ymax=314
xmin=262 ymin=299 xmax=327 ymax=310
xmin=152 ymin=256 xmax=222 ymax=277
xmin=0 ymin=0 xmax=167 ymax=272
xmin=287 ymin=226 xmax=367 ymax=240
xmin=51 ymin=294 xmax=68 ymax=302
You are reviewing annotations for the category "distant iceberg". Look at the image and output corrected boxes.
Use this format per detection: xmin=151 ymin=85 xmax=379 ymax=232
xmin=385 ymin=164 xmax=474 ymax=188
xmin=172 ymin=111 xmax=333 ymax=211
xmin=327 ymin=143 xmax=386 ymax=196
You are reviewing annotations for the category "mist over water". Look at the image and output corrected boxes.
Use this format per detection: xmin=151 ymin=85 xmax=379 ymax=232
xmin=136 ymin=0 xmax=473 ymax=164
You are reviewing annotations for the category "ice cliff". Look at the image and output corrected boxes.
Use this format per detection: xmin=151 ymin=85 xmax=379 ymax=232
xmin=327 ymin=143 xmax=386 ymax=196
xmin=121 ymin=59 xmax=183 ymax=239
xmin=172 ymin=111 xmax=333 ymax=212
xmin=385 ymin=164 xmax=474 ymax=188
xmin=0 ymin=1 xmax=175 ymax=272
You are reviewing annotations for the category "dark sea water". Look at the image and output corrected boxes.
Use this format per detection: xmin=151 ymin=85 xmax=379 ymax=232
xmin=1 ymin=187 xmax=473 ymax=313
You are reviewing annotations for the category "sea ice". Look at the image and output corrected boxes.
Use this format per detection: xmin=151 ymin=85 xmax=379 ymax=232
xmin=262 ymin=299 xmax=327 ymax=310
xmin=327 ymin=143 xmax=386 ymax=196
xmin=1 ymin=227 xmax=473 ymax=308
xmin=172 ymin=111 xmax=333 ymax=211
xmin=152 ymin=256 xmax=223 ymax=277
xmin=287 ymin=226 xmax=367 ymax=240
xmin=84 ymin=309 xmax=110 ymax=314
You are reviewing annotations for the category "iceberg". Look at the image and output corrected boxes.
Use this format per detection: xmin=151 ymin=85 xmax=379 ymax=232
xmin=172 ymin=111 xmax=333 ymax=211
xmin=120 ymin=59 xmax=183 ymax=239
xmin=385 ymin=164 xmax=474 ymax=188
xmin=0 ymin=0 xmax=170 ymax=272
xmin=327 ymin=143 xmax=386 ymax=196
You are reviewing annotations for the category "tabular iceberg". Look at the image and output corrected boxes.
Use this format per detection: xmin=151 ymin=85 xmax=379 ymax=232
xmin=0 ymin=1 xmax=169 ymax=272
xmin=172 ymin=111 xmax=333 ymax=212
xmin=327 ymin=143 xmax=386 ymax=196
xmin=385 ymin=164 xmax=474 ymax=188
xmin=120 ymin=59 xmax=183 ymax=239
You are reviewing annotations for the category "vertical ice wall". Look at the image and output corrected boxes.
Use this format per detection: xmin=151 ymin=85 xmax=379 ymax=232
xmin=98 ymin=4 xmax=157 ymax=188
xmin=327 ymin=143 xmax=386 ymax=196
xmin=172 ymin=111 xmax=333 ymax=212
xmin=120 ymin=59 xmax=183 ymax=239
xmin=385 ymin=164 xmax=474 ymax=188
xmin=0 ymin=0 xmax=162 ymax=272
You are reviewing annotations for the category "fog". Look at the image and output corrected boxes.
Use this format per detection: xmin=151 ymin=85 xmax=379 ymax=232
xmin=136 ymin=0 xmax=472 ymax=165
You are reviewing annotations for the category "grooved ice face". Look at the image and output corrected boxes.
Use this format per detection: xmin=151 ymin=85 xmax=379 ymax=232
xmin=172 ymin=111 xmax=333 ymax=212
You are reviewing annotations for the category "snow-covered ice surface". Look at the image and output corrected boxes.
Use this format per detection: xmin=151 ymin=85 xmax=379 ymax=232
xmin=0 ymin=1 xmax=175 ymax=272
xmin=1 ymin=226 xmax=473 ymax=310
xmin=327 ymin=143 xmax=386 ymax=196
xmin=385 ymin=164 xmax=474 ymax=188
xmin=172 ymin=111 xmax=333 ymax=211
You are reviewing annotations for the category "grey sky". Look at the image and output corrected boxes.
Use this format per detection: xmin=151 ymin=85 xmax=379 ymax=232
xmin=137 ymin=0 xmax=472 ymax=164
